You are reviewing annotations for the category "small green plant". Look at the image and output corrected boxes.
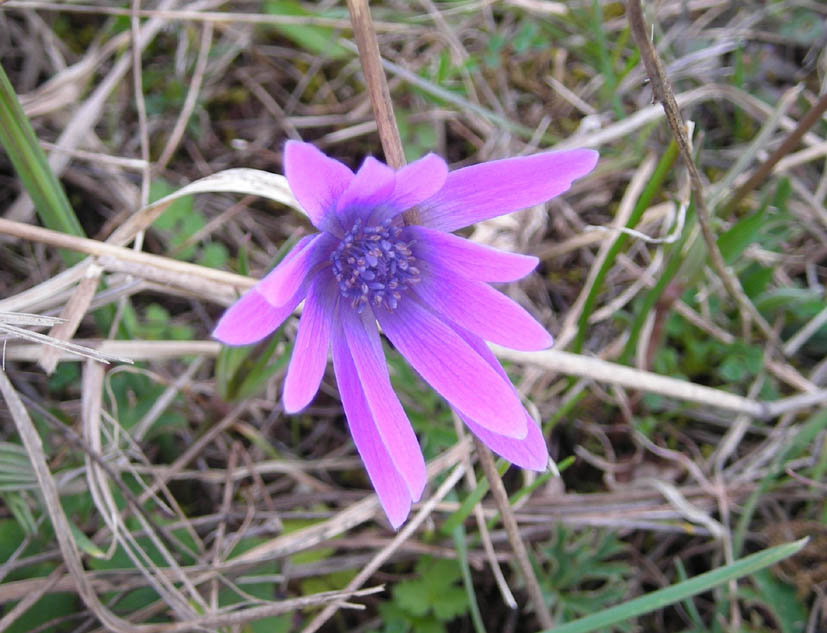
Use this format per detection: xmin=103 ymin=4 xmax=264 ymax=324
xmin=377 ymin=557 xmax=469 ymax=633
xmin=537 ymin=526 xmax=633 ymax=628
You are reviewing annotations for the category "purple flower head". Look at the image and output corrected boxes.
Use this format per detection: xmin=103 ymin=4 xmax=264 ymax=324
xmin=213 ymin=141 xmax=598 ymax=527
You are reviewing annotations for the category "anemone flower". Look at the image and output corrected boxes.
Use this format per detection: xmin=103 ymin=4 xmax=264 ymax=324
xmin=213 ymin=141 xmax=598 ymax=527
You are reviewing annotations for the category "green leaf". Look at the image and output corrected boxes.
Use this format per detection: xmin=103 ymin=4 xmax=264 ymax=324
xmin=395 ymin=580 xmax=432 ymax=617
xmin=431 ymin=587 xmax=468 ymax=621
xmin=743 ymin=569 xmax=807 ymax=633
xmin=717 ymin=202 xmax=768 ymax=263
xmin=392 ymin=557 xmax=469 ymax=624
xmin=2 ymin=492 xmax=37 ymax=534
xmin=378 ymin=601 xmax=413 ymax=633
xmin=451 ymin=525 xmax=486 ymax=633
xmin=536 ymin=539 xmax=808 ymax=633
xmin=3 ymin=588 xmax=77 ymax=633
xmin=69 ymin=521 xmax=107 ymax=559
xmin=150 ymin=179 xmax=193 ymax=230
xmin=198 ymin=241 xmax=229 ymax=269
xmin=262 ymin=1 xmax=348 ymax=59
xmin=0 ymin=442 xmax=37 ymax=491
xmin=0 ymin=62 xmax=84 ymax=263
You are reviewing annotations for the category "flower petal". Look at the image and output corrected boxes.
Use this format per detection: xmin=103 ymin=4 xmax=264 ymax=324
xmin=376 ymin=300 xmax=527 ymax=438
xmin=332 ymin=322 xmax=413 ymax=528
xmin=407 ymin=226 xmax=539 ymax=282
xmin=461 ymin=412 xmax=548 ymax=471
xmin=256 ymin=234 xmax=335 ymax=307
xmin=336 ymin=156 xmax=397 ymax=227
xmin=451 ymin=326 xmax=548 ymax=470
xmin=418 ymin=149 xmax=599 ymax=232
xmin=377 ymin=153 xmax=448 ymax=221
xmin=413 ymin=264 xmax=552 ymax=351
xmin=282 ymin=274 xmax=337 ymax=413
xmin=341 ymin=307 xmax=426 ymax=500
xmin=212 ymin=288 xmax=300 ymax=346
xmin=284 ymin=141 xmax=354 ymax=231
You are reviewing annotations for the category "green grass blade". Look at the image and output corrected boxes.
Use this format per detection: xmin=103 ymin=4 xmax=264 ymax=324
xmin=618 ymin=199 xmax=696 ymax=364
xmin=535 ymin=538 xmax=808 ymax=633
xmin=440 ymin=461 xmax=506 ymax=536
xmin=0 ymin=62 xmax=84 ymax=263
xmin=589 ymin=0 xmax=624 ymax=118
xmin=452 ymin=525 xmax=487 ymax=633
xmin=733 ymin=408 xmax=827 ymax=556
xmin=573 ymin=140 xmax=679 ymax=353
xmin=263 ymin=0 xmax=348 ymax=59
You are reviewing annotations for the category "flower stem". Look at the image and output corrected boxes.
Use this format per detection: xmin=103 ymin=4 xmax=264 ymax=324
xmin=473 ymin=435 xmax=554 ymax=630
xmin=345 ymin=0 xmax=404 ymax=169
xmin=346 ymin=0 xmax=421 ymax=225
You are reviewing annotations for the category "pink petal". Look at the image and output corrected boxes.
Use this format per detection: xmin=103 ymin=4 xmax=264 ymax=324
xmin=418 ymin=149 xmax=599 ymax=232
xmin=336 ymin=156 xmax=396 ymax=227
xmin=331 ymin=322 xmax=413 ymax=528
xmin=341 ymin=307 xmax=426 ymax=500
xmin=212 ymin=288 xmax=301 ymax=346
xmin=461 ymin=412 xmax=548 ymax=471
xmin=282 ymin=274 xmax=336 ymax=413
xmin=256 ymin=234 xmax=334 ymax=307
xmin=378 ymin=153 xmax=448 ymax=220
xmin=414 ymin=264 xmax=553 ymax=351
xmin=376 ymin=300 xmax=527 ymax=438
xmin=451 ymin=326 xmax=549 ymax=470
xmin=284 ymin=141 xmax=354 ymax=231
xmin=407 ymin=226 xmax=539 ymax=282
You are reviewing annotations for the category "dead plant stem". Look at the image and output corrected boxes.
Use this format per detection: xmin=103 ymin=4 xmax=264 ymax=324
xmin=626 ymin=0 xmax=777 ymax=344
xmin=721 ymin=91 xmax=827 ymax=216
xmin=473 ymin=436 xmax=554 ymax=630
xmin=345 ymin=0 xmax=422 ymax=224
xmin=345 ymin=0 xmax=405 ymax=169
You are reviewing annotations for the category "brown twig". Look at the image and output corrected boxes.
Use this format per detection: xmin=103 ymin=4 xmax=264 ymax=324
xmin=626 ymin=0 xmax=777 ymax=344
xmin=345 ymin=0 xmax=423 ymax=226
xmin=721 ymin=91 xmax=827 ymax=216
xmin=345 ymin=0 xmax=405 ymax=169
xmin=473 ymin=436 xmax=554 ymax=630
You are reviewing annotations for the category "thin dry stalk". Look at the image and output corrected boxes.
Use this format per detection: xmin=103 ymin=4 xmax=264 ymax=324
xmin=38 ymin=268 xmax=99 ymax=372
xmin=155 ymin=21 xmax=214 ymax=170
xmin=0 ymin=217 xmax=254 ymax=295
xmin=721 ymin=91 xmax=827 ymax=216
xmin=626 ymin=0 xmax=776 ymax=344
xmin=473 ymin=436 xmax=554 ymax=630
xmin=5 ymin=0 xmax=193 ymax=223
xmin=0 ymin=321 xmax=133 ymax=365
xmin=3 ymin=2 xmax=410 ymax=32
xmin=453 ymin=413 xmax=517 ymax=609
xmin=0 ymin=565 xmax=64 ymax=631
xmin=491 ymin=346 xmax=825 ymax=419
xmin=345 ymin=0 xmax=406 ymax=170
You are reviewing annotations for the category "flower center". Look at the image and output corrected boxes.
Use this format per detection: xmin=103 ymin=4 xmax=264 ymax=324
xmin=330 ymin=218 xmax=420 ymax=312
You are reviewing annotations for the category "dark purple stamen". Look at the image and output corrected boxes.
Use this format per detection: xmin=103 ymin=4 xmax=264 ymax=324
xmin=331 ymin=218 xmax=420 ymax=312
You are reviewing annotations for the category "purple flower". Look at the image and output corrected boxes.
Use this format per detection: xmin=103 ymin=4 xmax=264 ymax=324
xmin=213 ymin=141 xmax=598 ymax=527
